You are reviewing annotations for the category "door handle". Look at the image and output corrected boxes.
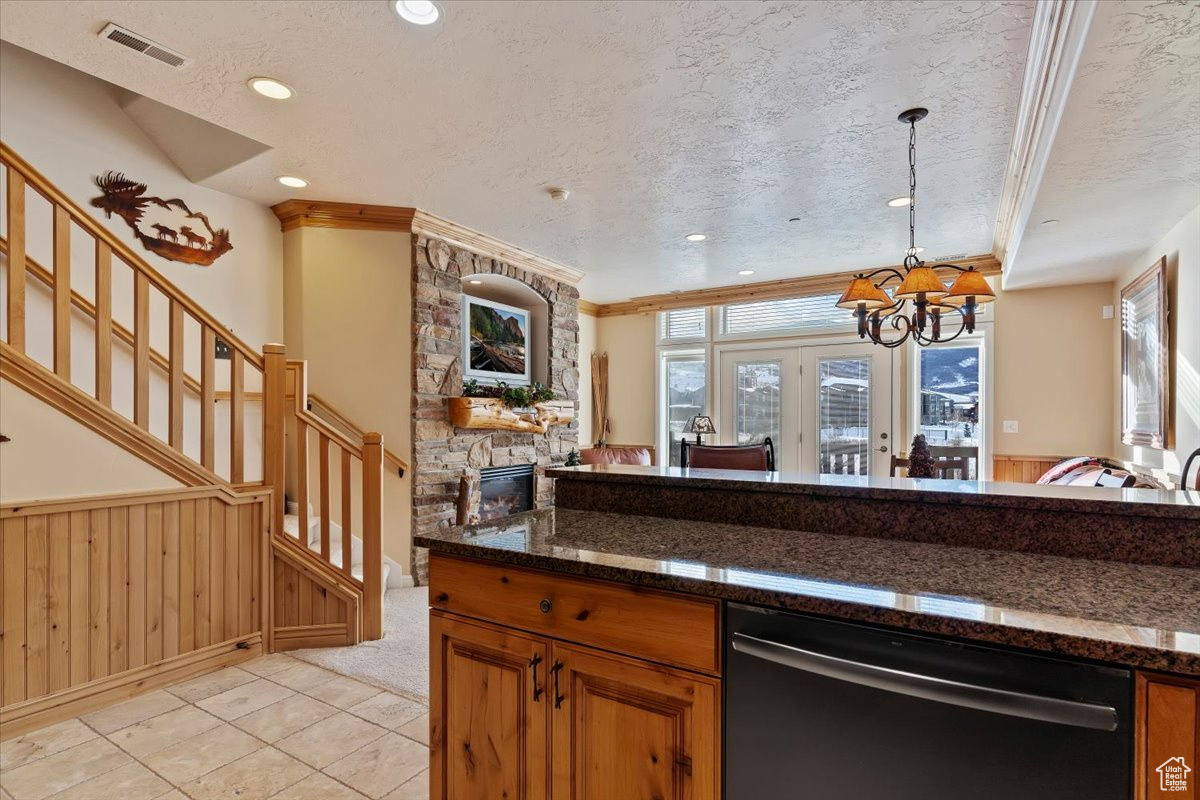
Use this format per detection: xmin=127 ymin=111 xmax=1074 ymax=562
xmin=878 ymin=445 xmax=889 ymax=453
xmin=551 ymin=660 xmax=565 ymax=709
xmin=731 ymin=632 xmax=1118 ymax=731
xmin=530 ymin=653 xmax=543 ymax=702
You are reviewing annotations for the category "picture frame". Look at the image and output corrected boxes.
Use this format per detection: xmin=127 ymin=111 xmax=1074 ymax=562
xmin=462 ymin=295 xmax=531 ymax=385
xmin=1120 ymin=256 xmax=1169 ymax=449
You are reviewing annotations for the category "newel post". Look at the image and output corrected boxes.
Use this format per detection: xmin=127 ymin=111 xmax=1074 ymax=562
xmin=262 ymin=344 xmax=288 ymax=541
xmin=362 ymin=432 xmax=384 ymax=641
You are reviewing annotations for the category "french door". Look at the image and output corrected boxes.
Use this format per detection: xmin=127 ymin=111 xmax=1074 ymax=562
xmin=717 ymin=342 xmax=892 ymax=475
xmin=799 ymin=342 xmax=893 ymax=476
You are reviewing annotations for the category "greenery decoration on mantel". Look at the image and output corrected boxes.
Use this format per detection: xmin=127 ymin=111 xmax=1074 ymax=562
xmin=462 ymin=379 xmax=556 ymax=409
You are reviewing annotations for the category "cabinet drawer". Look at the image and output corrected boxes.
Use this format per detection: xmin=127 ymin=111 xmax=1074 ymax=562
xmin=428 ymin=554 xmax=720 ymax=675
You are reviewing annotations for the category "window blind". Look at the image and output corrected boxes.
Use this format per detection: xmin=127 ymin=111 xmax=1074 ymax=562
xmin=721 ymin=294 xmax=852 ymax=335
xmin=660 ymin=307 xmax=706 ymax=340
xmin=720 ymin=287 xmax=987 ymax=337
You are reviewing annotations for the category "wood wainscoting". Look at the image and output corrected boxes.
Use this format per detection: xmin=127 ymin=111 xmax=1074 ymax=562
xmin=992 ymin=455 xmax=1064 ymax=483
xmin=0 ymin=486 xmax=269 ymax=739
xmin=271 ymin=538 xmax=363 ymax=651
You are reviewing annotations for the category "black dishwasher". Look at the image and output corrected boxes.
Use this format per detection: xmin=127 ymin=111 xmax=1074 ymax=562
xmin=725 ymin=603 xmax=1132 ymax=800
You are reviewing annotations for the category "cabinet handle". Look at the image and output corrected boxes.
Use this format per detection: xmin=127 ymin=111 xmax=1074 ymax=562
xmin=551 ymin=660 xmax=564 ymax=709
xmin=530 ymin=653 xmax=543 ymax=702
xmin=539 ymin=598 xmax=552 ymax=614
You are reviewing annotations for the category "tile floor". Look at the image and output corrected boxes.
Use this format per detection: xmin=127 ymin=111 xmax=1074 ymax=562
xmin=1 ymin=654 xmax=430 ymax=800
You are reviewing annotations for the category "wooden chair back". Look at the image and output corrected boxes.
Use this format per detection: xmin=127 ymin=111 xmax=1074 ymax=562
xmin=681 ymin=438 xmax=775 ymax=472
xmin=890 ymin=455 xmax=970 ymax=479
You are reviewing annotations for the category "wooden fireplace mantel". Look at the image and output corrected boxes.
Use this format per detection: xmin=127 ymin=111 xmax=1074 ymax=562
xmin=447 ymin=397 xmax=575 ymax=434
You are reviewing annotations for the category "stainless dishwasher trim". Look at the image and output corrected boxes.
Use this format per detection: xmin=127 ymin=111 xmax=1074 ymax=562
xmin=731 ymin=632 xmax=1119 ymax=731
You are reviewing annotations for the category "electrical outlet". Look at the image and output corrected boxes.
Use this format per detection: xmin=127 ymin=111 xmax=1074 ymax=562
xmin=1002 ymin=420 xmax=1019 ymax=434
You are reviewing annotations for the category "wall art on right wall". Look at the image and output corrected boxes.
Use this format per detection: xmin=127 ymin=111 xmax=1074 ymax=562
xmin=1120 ymin=255 xmax=1169 ymax=449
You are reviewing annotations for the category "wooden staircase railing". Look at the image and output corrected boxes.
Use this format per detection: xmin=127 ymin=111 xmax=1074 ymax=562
xmin=1 ymin=142 xmax=264 ymax=483
xmin=1 ymin=141 xmax=385 ymax=644
xmin=276 ymin=358 xmax=384 ymax=641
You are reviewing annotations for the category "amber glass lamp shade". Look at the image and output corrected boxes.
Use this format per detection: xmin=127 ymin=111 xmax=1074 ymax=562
xmin=836 ymin=277 xmax=892 ymax=310
xmin=894 ymin=266 xmax=948 ymax=300
xmin=942 ymin=268 xmax=996 ymax=306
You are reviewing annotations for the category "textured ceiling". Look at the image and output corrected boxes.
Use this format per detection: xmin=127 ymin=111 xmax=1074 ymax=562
xmin=0 ymin=0 xmax=1035 ymax=301
xmin=1008 ymin=0 xmax=1200 ymax=289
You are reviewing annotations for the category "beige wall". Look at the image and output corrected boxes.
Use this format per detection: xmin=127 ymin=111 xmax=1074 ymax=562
xmin=0 ymin=43 xmax=283 ymax=501
xmin=1113 ymin=205 xmax=1200 ymax=484
xmin=594 ymin=312 xmax=657 ymax=446
xmin=0 ymin=379 xmax=184 ymax=501
xmin=282 ymin=227 xmax=413 ymax=569
xmin=991 ymin=281 xmax=1115 ymax=457
xmin=577 ymin=311 xmax=597 ymax=446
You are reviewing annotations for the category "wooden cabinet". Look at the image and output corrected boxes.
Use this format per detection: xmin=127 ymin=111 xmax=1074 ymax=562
xmin=551 ymin=641 xmax=719 ymax=800
xmin=430 ymin=611 xmax=550 ymax=800
xmin=429 ymin=555 xmax=721 ymax=800
xmin=1137 ymin=672 xmax=1199 ymax=799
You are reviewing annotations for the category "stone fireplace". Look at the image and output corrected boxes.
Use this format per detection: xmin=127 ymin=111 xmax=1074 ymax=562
xmin=410 ymin=234 xmax=580 ymax=583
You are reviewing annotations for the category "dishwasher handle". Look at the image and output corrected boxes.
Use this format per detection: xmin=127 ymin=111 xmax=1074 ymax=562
xmin=731 ymin=632 xmax=1119 ymax=732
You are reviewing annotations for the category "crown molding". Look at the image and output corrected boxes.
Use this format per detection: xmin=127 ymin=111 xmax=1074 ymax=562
xmin=584 ymin=254 xmax=1001 ymax=317
xmin=271 ymin=200 xmax=585 ymax=286
xmin=578 ymin=299 xmax=601 ymax=316
xmin=992 ymin=0 xmax=1097 ymax=289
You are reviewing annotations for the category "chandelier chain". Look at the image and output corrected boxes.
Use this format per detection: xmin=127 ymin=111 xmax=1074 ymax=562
xmin=908 ymin=119 xmax=917 ymax=254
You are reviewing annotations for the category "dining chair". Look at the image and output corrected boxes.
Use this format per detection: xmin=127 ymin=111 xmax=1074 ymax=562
xmin=890 ymin=455 xmax=970 ymax=479
xmin=681 ymin=438 xmax=775 ymax=472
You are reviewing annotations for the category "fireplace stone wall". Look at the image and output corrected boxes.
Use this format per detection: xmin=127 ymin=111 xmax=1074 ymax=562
xmin=410 ymin=235 xmax=580 ymax=583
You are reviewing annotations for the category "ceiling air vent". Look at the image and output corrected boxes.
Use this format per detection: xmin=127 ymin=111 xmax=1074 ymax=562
xmin=99 ymin=23 xmax=189 ymax=69
xmin=930 ymin=253 xmax=968 ymax=262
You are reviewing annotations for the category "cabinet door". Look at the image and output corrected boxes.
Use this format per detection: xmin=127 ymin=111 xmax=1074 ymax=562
xmin=550 ymin=641 xmax=720 ymax=800
xmin=1137 ymin=672 xmax=1199 ymax=799
xmin=430 ymin=611 xmax=551 ymax=800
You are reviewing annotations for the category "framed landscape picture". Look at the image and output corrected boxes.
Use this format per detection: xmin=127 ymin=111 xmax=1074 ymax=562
xmin=462 ymin=295 xmax=531 ymax=384
xmin=1120 ymin=256 xmax=1169 ymax=448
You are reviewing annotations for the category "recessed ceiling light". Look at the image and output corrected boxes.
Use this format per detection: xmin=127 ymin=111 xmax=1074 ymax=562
xmin=248 ymin=77 xmax=294 ymax=100
xmin=468 ymin=279 xmax=483 ymax=285
xmin=887 ymin=196 xmax=911 ymax=208
xmin=738 ymin=269 xmax=755 ymax=276
xmin=394 ymin=0 xmax=441 ymax=25
xmin=685 ymin=233 xmax=707 ymax=242
xmin=1041 ymin=219 xmax=1060 ymax=226
xmin=277 ymin=176 xmax=307 ymax=188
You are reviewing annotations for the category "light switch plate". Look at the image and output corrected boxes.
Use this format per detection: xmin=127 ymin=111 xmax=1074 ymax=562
xmin=1002 ymin=420 xmax=1019 ymax=434
xmin=1102 ymin=305 xmax=1114 ymax=319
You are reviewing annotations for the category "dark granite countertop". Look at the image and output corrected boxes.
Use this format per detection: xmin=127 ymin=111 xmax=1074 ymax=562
xmin=546 ymin=464 xmax=1200 ymax=520
xmin=415 ymin=508 xmax=1200 ymax=675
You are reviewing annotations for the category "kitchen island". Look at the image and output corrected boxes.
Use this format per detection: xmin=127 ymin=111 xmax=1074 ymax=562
xmin=416 ymin=466 xmax=1200 ymax=799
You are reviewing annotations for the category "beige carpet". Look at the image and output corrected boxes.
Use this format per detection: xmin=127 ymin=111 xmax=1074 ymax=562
xmin=289 ymin=587 xmax=430 ymax=704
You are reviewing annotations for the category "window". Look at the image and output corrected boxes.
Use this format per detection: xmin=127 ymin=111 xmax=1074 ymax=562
xmin=659 ymin=307 xmax=707 ymax=342
xmin=817 ymin=357 xmax=871 ymax=475
xmin=913 ymin=342 xmax=983 ymax=478
xmin=720 ymin=293 xmax=855 ymax=337
xmin=661 ymin=353 xmax=707 ymax=467
xmin=734 ymin=361 xmax=781 ymax=446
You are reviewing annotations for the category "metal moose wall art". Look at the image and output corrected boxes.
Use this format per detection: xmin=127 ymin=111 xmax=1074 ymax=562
xmin=90 ymin=172 xmax=232 ymax=266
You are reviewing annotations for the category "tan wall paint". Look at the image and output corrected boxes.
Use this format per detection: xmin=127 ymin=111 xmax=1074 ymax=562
xmin=594 ymin=312 xmax=657 ymax=446
xmin=1113 ymin=205 xmax=1200 ymax=484
xmin=991 ymin=281 xmax=1114 ymax=457
xmin=282 ymin=227 xmax=413 ymax=568
xmin=0 ymin=43 xmax=282 ymax=500
xmin=0 ymin=379 xmax=184 ymax=501
xmin=577 ymin=311 xmax=597 ymax=445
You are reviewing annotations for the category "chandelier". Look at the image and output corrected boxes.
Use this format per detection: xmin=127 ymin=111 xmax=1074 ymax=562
xmin=836 ymin=108 xmax=995 ymax=348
